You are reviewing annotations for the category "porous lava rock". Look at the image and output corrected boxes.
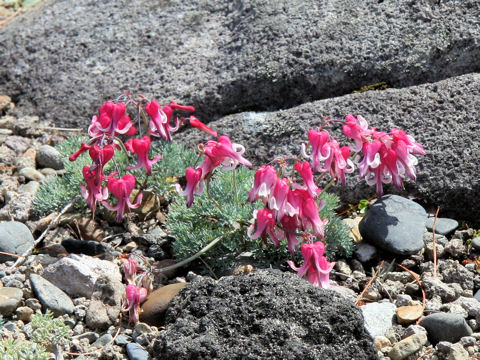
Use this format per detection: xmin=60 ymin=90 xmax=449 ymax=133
xmin=180 ymin=73 xmax=480 ymax=221
xmin=153 ymin=269 xmax=376 ymax=359
xmin=1 ymin=0 xmax=479 ymax=127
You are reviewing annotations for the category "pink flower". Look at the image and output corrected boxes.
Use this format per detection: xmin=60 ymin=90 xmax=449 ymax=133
xmin=175 ymin=168 xmax=204 ymax=208
xmin=123 ymin=258 xmax=138 ymax=284
xmin=145 ymin=100 xmax=195 ymax=141
xmin=203 ymin=135 xmax=252 ymax=169
xmin=247 ymin=208 xmax=282 ymax=247
xmin=301 ymin=129 xmax=331 ymax=173
xmin=321 ymin=140 xmax=355 ymax=186
xmin=300 ymin=197 xmax=328 ymax=238
xmin=89 ymin=145 xmax=115 ymax=167
xmin=288 ymin=241 xmax=335 ymax=288
xmin=294 ymin=161 xmax=321 ymax=199
xmin=125 ymin=284 xmax=148 ymax=325
xmin=301 ymin=129 xmax=354 ymax=185
xmin=188 ymin=116 xmax=218 ymax=137
xmin=280 ymin=215 xmax=302 ymax=254
xmin=88 ymin=101 xmax=136 ymax=138
xmin=268 ymin=178 xmax=290 ymax=221
xmin=69 ymin=142 xmax=91 ymax=162
xmin=248 ymin=165 xmax=278 ymax=203
xmin=80 ymin=166 xmax=109 ymax=212
xmin=125 ymin=136 xmax=162 ymax=175
xmin=102 ymin=174 xmax=143 ymax=222
xmin=342 ymin=114 xmax=372 ymax=152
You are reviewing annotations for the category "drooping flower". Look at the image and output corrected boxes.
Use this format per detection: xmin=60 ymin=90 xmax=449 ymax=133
xmin=320 ymin=139 xmax=355 ymax=186
xmin=88 ymin=101 xmax=136 ymax=138
xmin=301 ymin=129 xmax=331 ymax=172
xmin=80 ymin=166 xmax=109 ymax=213
xmin=102 ymin=174 xmax=143 ymax=222
xmin=280 ymin=215 xmax=302 ymax=254
xmin=342 ymin=114 xmax=372 ymax=152
xmin=123 ymin=258 xmax=138 ymax=284
xmin=300 ymin=197 xmax=328 ymax=238
xmin=145 ymin=100 xmax=195 ymax=141
xmin=288 ymin=241 xmax=335 ymax=288
xmin=247 ymin=208 xmax=282 ymax=247
xmin=125 ymin=136 xmax=162 ymax=175
xmin=188 ymin=116 xmax=218 ymax=137
xmin=248 ymin=165 xmax=278 ymax=203
xmin=175 ymin=168 xmax=204 ymax=208
xmin=268 ymin=178 xmax=290 ymax=222
xmin=203 ymin=135 xmax=252 ymax=169
xmin=125 ymin=284 xmax=148 ymax=325
xmin=294 ymin=161 xmax=321 ymax=199
xmin=69 ymin=142 xmax=91 ymax=162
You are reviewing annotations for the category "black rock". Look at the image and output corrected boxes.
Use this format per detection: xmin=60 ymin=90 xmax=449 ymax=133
xmin=359 ymin=195 xmax=426 ymax=256
xmin=153 ymin=269 xmax=376 ymax=360
xmin=420 ymin=313 xmax=472 ymax=345
xmin=425 ymin=217 xmax=458 ymax=236
xmin=61 ymin=238 xmax=108 ymax=256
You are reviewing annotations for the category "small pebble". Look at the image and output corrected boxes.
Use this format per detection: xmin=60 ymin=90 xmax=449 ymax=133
xmin=126 ymin=342 xmax=152 ymax=360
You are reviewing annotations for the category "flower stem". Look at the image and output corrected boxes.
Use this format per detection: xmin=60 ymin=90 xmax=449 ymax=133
xmin=232 ymin=168 xmax=239 ymax=205
xmin=206 ymin=178 xmax=223 ymax=211
xmin=154 ymin=229 xmax=239 ymax=273
xmin=322 ymin=178 xmax=336 ymax=192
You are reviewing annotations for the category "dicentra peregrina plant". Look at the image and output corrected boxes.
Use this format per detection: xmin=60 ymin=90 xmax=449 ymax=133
xmin=67 ymin=92 xmax=424 ymax=293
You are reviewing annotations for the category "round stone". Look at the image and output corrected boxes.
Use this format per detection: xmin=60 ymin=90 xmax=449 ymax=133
xmin=359 ymin=195 xmax=427 ymax=256
xmin=420 ymin=313 xmax=472 ymax=344
xmin=36 ymin=145 xmax=64 ymax=170
xmin=0 ymin=287 xmax=23 ymax=315
xmin=396 ymin=305 xmax=423 ymax=325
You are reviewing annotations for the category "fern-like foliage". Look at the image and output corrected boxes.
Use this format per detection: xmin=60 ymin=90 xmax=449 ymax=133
xmin=318 ymin=192 xmax=354 ymax=259
xmin=167 ymin=166 xmax=353 ymax=275
xmin=33 ymin=135 xmax=199 ymax=216
xmin=0 ymin=339 xmax=49 ymax=360
xmin=31 ymin=311 xmax=71 ymax=347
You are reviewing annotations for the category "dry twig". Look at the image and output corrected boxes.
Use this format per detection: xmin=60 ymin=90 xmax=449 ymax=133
xmin=397 ymin=263 xmax=426 ymax=325
xmin=431 ymin=206 xmax=440 ymax=278
xmin=355 ymin=260 xmax=384 ymax=306
xmin=9 ymin=196 xmax=80 ymax=270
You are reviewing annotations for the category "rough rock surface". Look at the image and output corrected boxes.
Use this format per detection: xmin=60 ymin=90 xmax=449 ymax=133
xmin=1 ymin=0 xmax=480 ymax=128
xmin=153 ymin=269 xmax=376 ymax=359
xmin=180 ymin=73 xmax=480 ymax=221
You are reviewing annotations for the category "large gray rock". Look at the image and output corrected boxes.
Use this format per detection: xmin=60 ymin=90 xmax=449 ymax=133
xmin=359 ymin=195 xmax=427 ymax=255
xmin=153 ymin=269 xmax=376 ymax=359
xmin=180 ymin=73 xmax=480 ymax=221
xmin=0 ymin=1 xmax=479 ymax=128
xmin=0 ymin=221 xmax=34 ymax=262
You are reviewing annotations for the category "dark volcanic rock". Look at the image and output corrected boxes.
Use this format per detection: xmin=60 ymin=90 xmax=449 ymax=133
xmin=0 ymin=0 xmax=479 ymax=127
xmin=180 ymin=73 xmax=480 ymax=221
xmin=359 ymin=195 xmax=426 ymax=256
xmin=153 ymin=269 xmax=376 ymax=360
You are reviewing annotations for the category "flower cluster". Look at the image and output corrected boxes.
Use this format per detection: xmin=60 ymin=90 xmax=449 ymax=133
xmin=342 ymin=114 xmax=426 ymax=195
xmin=70 ymin=95 xmax=213 ymax=221
xmin=247 ymin=114 xmax=425 ymax=288
xmin=122 ymin=257 xmax=152 ymax=324
xmin=247 ymin=161 xmax=334 ymax=287
xmin=176 ymin=135 xmax=252 ymax=207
